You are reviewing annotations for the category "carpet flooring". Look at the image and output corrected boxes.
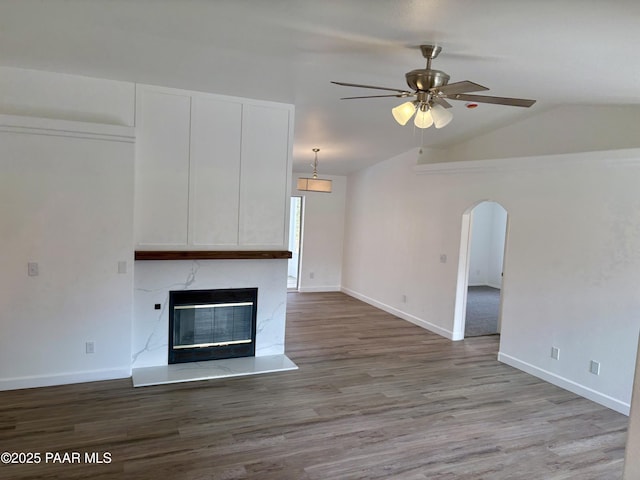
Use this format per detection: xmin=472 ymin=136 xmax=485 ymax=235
xmin=465 ymin=285 xmax=501 ymax=337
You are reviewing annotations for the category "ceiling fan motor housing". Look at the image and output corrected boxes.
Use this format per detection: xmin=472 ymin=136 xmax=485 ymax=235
xmin=405 ymin=69 xmax=450 ymax=92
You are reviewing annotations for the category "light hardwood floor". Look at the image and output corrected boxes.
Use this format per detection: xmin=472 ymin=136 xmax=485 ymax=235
xmin=0 ymin=292 xmax=628 ymax=479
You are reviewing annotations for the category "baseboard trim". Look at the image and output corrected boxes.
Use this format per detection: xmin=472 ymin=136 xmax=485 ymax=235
xmin=468 ymin=282 xmax=502 ymax=289
xmin=0 ymin=368 xmax=131 ymax=391
xmin=341 ymin=287 xmax=454 ymax=340
xmin=498 ymin=352 xmax=630 ymax=415
xmin=298 ymin=285 xmax=341 ymax=293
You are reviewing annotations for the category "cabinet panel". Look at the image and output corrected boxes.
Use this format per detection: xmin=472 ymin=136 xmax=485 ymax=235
xmin=135 ymin=91 xmax=191 ymax=246
xmin=135 ymin=85 xmax=293 ymax=250
xmin=190 ymin=97 xmax=242 ymax=245
xmin=239 ymin=105 xmax=291 ymax=246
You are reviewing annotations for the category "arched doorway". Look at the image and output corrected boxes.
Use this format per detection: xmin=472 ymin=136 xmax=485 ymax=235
xmin=453 ymin=201 xmax=508 ymax=341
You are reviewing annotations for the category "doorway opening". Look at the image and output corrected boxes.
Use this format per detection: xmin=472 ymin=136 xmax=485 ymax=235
xmin=453 ymin=201 xmax=508 ymax=340
xmin=288 ymin=196 xmax=303 ymax=290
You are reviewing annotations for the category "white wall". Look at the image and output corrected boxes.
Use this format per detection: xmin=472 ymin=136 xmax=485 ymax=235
xmin=0 ymin=67 xmax=136 ymax=390
xmin=342 ymin=148 xmax=461 ymax=340
xmin=0 ymin=118 xmax=135 ymax=389
xmin=442 ymin=105 xmax=640 ymax=163
xmin=488 ymin=205 xmax=507 ymax=287
xmin=624 ymin=335 xmax=640 ymax=478
xmin=468 ymin=202 xmax=492 ymax=286
xmin=0 ymin=66 xmax=134 ymax=125
xmin=292 ymin=174 xmax=347 ymax=292
xmin=468 ymin=202 xmax=506 ymax=288
xmin=342 ymin=147 xmax=640 ymax=414
xmin=344 ymin=105 xmax=640 ymax=415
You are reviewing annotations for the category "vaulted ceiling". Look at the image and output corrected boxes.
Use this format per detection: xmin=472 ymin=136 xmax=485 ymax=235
xmin=1 ymin=0 xmax=639 ymax=174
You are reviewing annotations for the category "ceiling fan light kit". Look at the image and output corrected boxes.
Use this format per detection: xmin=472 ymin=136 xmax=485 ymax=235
xmin=414 ymin=106 xmax=433 ymax=128
xmin=430 ymin=103 xmax=453 ymax=128
xmin=332 ymin=44 xmax=536 ymax=130
xmin=297 ymin=148 xmax=332 ymax=193
xmin=391 ymin=99 xmax=453 ymax=129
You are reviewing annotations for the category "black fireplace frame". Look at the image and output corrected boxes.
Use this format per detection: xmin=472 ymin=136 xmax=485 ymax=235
xmin=168 ymin=288 xmax=258 ymax=364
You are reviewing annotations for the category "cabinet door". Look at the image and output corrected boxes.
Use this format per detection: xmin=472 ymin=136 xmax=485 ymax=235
xmin=135 ymin=91 xmax=191 ymax=246
xmin=239 ymin=104 xmax=291 ymax=247
xmin=190 ymin=97 xmax=242 ymax=246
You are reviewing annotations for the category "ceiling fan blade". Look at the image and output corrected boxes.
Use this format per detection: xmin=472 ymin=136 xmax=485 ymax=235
xmin=432 ymin=96 xmax=453 ymax=109
xmin=340 ymin=94 xmax=415 ymax=100
xmin=435 ymin=80 xmax=490 ymax=95
xmin=331 ymin=81 xmax=411 ymax=95
xmin=444 ymin=93 xmax=536 ymax=107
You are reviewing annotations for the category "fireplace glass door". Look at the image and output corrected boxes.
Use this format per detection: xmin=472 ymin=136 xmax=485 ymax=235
xmin=173 ymin=302 xmax=253 ymax=349
xmin=169 ymin=288 xmax=257 ymax=364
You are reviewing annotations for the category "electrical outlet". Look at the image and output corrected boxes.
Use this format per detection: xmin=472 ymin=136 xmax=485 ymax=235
xmin=117 ymin=261 xmax=127 ymax=274
xmin=85 ymin=342 xmax=95 ymax=354
xmin=551 ymin=347 xmax=560 ymax=360
xmin=440 ymin=254 xmax=447 ymax=263
xmin=589 ymin=360 xmax=600 ymax=375
xmin=28 ymin=262 xmax=39 ymax=277
xmin=310 ymin=272 xmax=315 ymax=279
xmin=402 ymin=294 xmax=407 ymax=303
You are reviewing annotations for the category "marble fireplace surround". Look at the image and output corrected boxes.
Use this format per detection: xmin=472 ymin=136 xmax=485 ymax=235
xmin=131 ymin=256 xmax=297 ymax=386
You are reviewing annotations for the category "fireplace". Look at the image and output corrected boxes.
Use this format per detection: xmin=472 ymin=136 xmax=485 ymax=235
xmin=168 ymin=288 xmax=257 ymax=364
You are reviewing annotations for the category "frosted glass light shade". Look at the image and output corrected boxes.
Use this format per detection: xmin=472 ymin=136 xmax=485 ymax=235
xmin=414 ymin=109 xmax=433 ymax=128
xmin=391 ymin=101 xmax=417 ymax=125
xmin=430 ymin=104 xmax=454 ymax=128
xmin=297 ymin=177 xmax=332 ymax=193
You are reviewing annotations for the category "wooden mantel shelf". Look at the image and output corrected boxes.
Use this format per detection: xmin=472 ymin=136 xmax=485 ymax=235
xmin=135 ymin=250 xmax=292 ymax=261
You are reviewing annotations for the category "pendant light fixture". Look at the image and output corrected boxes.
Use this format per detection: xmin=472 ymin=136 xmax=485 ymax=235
xmin=297 ymin=148 xmax=332 ymax=193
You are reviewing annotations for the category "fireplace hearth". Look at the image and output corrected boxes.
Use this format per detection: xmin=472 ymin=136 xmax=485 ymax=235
xmin=168 ymin=288 xmax=257 ymax=364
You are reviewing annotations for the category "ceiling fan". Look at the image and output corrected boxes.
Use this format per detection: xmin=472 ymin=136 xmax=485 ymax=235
xmin=331 ymin=45 xmax=536 ymax=129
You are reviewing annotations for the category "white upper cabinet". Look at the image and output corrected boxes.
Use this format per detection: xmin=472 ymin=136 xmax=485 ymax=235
xmin=190 ymin=96 xmax=242 ymax=246
xmin=134 ymin=85 xmax=293 ymax=250
xmin=239 ymin=104 xmax=291 ymax=246
xmin=135 ymin=90 xmax=191 ymax=247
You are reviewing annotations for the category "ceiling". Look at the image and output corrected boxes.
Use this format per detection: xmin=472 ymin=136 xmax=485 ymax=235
xmin=1 ymin=0 xmax=639 ymax=175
